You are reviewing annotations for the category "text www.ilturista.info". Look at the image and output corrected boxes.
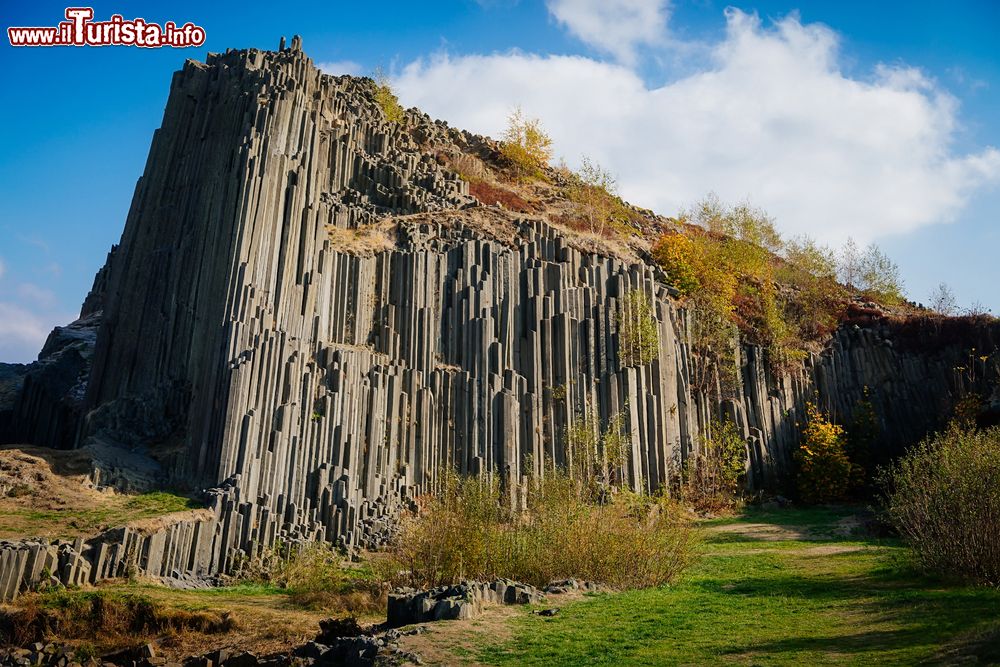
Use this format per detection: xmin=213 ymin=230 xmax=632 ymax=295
xmin=8 ymin=7 xmax=206 ymax=48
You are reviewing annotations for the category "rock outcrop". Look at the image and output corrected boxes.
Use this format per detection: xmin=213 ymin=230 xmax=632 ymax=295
xmin=1 ymin=37 xmax=997 ymax=600
xmin=387 ymin=579 xmax=544 ymax=627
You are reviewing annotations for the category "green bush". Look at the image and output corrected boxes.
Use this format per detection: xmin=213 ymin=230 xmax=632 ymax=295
xmin=683 ymin=419 xmax=747 ymax=513
xmin=383 ymin=469 xmax=695 ymax=590
xmin=882 ymin=425 xmax=1000 ymax=586
xmin=564 ymin=408 xmax=629 ymax=490
xmin=231 ymin=542 xmax=381 ymax=612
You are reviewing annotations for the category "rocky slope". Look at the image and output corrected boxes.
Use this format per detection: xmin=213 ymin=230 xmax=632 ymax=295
xmin=1 ymin=37 xmax=998 ymax=599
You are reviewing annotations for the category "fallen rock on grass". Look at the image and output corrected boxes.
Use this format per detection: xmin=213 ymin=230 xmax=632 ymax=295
xmin=387 ymin=579 xmax=544 ymax=628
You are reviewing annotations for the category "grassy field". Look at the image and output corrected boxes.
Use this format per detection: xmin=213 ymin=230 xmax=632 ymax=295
xmin=466 ymin=506 xmax=1000 ymax=666
xmin=8 ymin=505 xmax=1000 ymax=664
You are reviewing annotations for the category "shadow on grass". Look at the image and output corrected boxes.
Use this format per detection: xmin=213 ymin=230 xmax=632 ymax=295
xmin=704 ymin=555 xmax=1000 ymax=658
xmin=478 ymin=506 xmax=1000 ymax=666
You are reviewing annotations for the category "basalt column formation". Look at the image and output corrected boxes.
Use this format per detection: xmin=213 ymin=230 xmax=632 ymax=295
xmin=1 ymin=38 xmax=997 ymax=593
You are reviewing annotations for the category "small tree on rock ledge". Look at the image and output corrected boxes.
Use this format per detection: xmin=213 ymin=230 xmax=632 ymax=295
xmin=500 ymin=107 xmax=552 ymax=181
xmin=618 ymin=289 xmax=659 ymax=367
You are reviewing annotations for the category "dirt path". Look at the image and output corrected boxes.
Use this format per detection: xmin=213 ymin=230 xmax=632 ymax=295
xmin=395 ymin=589 xmax=595 ymax=666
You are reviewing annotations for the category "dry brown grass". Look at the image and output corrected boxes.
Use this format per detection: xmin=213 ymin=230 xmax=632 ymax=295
xmin=0 ymin=582 xmax=354 ymax=660
xmin=443 ymin=151 xmax=490 ymax=182
xmin=0 ymin=446 xmax=202 ymax=539
xmin=379 ymin=470 xmax=696 ymax=590
xmin=325 ymin=222 xmax=397 ymax=255
xmin=1 ymin=590 xmax=237 ymax=652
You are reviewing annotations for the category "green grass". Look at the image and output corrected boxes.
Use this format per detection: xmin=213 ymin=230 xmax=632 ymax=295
xmin=476 ymin=506 xmax=1000 ymax=666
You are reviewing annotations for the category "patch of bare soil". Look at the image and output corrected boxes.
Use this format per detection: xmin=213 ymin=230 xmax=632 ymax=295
xmin=0 ymin=445 xmax=106 ymax=533
xmin=395 ymin=589 xmax=595 ymax=666
xmin=709 ymin=522 xmax=819 ymax=542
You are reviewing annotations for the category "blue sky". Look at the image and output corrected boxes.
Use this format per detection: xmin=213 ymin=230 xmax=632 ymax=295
xmin=1 ymin=1 xmax=998 ymax=362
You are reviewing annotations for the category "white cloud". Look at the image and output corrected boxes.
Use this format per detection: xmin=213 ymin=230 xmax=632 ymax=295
xmin=16 ymin=283 xmax=57 ymax=308
xmin=0 ymin=258 xmax=5 ymax=281
xmin=546 ymin=0 xmax=669 ymax=65
xmin=318 ymin=60 xmax=363 ymax=76
xmin=394 ymin=9 xmax=1000 ymax=246
xmin=0 ymin=302 xmax=52 ymax=363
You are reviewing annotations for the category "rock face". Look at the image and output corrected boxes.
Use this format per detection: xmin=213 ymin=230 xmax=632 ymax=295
xmin=0 ymin=504 xmax=223 ymax=602
xmin=1 ymin=245 xmax=115 ymax=450
xmin=1 ymin=39 xmax=998 ymax=597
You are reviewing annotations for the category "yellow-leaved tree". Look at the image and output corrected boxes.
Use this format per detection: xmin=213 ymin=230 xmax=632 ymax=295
xmin=500 ymin=107 xmax=552 ymax=180
xmin=794 ymin=402 xmax=859 ymax=503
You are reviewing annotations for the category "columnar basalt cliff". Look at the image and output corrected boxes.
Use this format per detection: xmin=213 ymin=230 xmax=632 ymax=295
xmin=1 ymin=38 xmax=998 ymax=599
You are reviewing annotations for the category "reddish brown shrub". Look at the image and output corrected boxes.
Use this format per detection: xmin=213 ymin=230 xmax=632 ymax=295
xmin=469 ymin=180 xmax=534 ymax=213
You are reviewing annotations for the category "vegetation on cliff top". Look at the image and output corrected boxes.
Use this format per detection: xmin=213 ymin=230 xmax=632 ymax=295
xmin=372 ymin=67 xmax=404 ymax=123
xmin=433 ymin=109 xmax=959 ymax=385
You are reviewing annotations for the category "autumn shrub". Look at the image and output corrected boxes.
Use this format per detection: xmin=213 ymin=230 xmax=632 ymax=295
xmin=651 ymin=233 xmax=701 ymax=296
xmin=231 ymin=542 xmax=382 ymax=613
xmin=500 ymin=107 xmax=552 ymax=180
xmin=794 ymin=402 xmax=860 ymax=503
xmin=383 ymin=469 xmax=695 ymax=590
xmin=617 ymin=289 xmax=659 ymax=367
xmin=682 ymin=419 xmax=748 ymax=514
xmin=563 ymin=157 xmax=635 ymax=237
xmin=651 ymin=197 xmax=856 ymax=379
xmin=468 ymin=180 xmax=534 ymax=212
xmin=778 ymin=236 xmax=845 ymax=342
xmin=882 ymin=425 xmax=1000 ymax=585
xmin=372 ymin=68 xmax=404 ymax=123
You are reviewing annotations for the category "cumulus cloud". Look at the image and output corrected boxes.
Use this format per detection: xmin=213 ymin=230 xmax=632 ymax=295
xmin=0 ymin=302 xmax=52 ymax=363
xmin=318 ymin=60 xmax=363 ymax=76
xmin=546 ymin=0 xmax=669 ymax=65
xmin=395 ymin=9 xmax=1000 ymax=245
